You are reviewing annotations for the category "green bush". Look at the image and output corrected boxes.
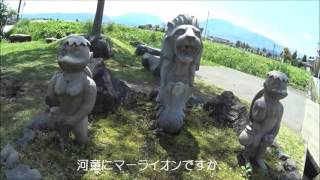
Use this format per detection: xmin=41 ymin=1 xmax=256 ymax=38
xmin=9 ymin=19 xmax=87 ymax=40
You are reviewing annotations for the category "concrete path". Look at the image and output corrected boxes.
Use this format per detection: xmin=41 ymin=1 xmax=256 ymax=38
xmin=302 ymin=98 xmax=320 ymax=169
xmin=195 ymin=66 xmax=309 ymax=132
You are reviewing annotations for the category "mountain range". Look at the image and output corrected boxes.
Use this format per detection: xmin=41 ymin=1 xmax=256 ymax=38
xmin=22 ymin=13 xmax=283 ymax=54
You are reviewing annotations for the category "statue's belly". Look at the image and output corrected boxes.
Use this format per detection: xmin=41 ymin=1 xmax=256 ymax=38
xmin=261 ymin=112 xmax=280 ymax=135
xmin=57 ymin=95 xmax=84 ymax=115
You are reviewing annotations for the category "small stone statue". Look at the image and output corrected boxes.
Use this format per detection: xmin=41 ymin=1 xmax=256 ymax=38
xmin=156 ymin=14 xmax=203 ymax=133
xmin=46 ymin=36 xmax=97 ymax=145
xmin=239 ymin=71 xmax=288 ymax=170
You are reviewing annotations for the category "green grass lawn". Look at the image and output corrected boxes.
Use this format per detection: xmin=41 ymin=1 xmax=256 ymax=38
xmin=0 ymin=38 xmax=305 ymax=180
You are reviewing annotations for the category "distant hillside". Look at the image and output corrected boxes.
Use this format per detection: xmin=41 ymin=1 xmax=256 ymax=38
xmin=22 ymin=13 xmax=163 ymax=26
xmin=199 ymin=19 xmax=284 ymax=54
xmin=22 ymin=13 xmax=283 ymax=53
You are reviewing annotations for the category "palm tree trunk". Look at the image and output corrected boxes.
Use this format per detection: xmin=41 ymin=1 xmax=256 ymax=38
xmin=91 ymin=0 xmax=105 ymax=37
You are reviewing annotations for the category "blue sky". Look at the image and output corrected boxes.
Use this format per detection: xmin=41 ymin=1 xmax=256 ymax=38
xmin=5 ymin=0 xmax=320 ymax=56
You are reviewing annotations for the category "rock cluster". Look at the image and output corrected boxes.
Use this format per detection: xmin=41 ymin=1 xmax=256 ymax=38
xmin=1 ymin=144 xmax=42 ymax=180
xmin=203 ymin=91 xmax=248 ymax=134
xmin=88 ymin=58 xmax=132 ymax=114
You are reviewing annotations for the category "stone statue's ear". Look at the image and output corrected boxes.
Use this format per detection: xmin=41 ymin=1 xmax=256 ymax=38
xmin=167 ymin=22 xmax=174 ymax=32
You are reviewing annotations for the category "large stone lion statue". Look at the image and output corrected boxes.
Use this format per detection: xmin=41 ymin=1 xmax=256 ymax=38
xmin=155 ymin=14 xmax=203 ymax=133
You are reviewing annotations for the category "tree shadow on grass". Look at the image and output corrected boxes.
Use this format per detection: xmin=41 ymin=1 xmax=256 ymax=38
xmin=1 ymin=45 xmax=58 ymax=81
xmin=157 ymin=129 xmax=200 ymax=180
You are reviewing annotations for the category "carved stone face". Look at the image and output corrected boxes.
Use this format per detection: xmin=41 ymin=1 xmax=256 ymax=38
xmin=57 ymin=36 xmax=92 ymax=72
xmin=264 ymin=71 xmax=288 ymax=100
xmin=171 ymin=25 xmax=202 ymax=63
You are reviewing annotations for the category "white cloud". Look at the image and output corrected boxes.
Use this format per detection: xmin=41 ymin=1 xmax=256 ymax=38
xmin=301 ymin=33 xmax=312 ymax=40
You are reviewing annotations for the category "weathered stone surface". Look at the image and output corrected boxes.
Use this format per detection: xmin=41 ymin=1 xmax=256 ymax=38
xmin=0 ymin=144 xmax=19 ymax=169
xmin=282 ymin=171 xmax=301 ymax=180
xmin=5 ymin=164 xmax=42 ymax=180
xmin=26 ymin=112 xmax=48 ymax=130
xmin=16 ymin=129 xmax=35 ymax=147
xmin=90 ymin=36 xmax=113 ymax=59
xmin=283 ymin=159 xmax=297 ymax=172
xmin=135 ymin=44 xmax=160 ymax=56
xmin=204 ymin=91 xmax=249 ymax=134
xmin=275 ymin=149 xmax=290 ymax=161
xmin=46 ymin=36 xmax=97 ymax=145
xmin=87 ymin=58 xmax=132 ymax=114
xmin=9 ymin=34 xmax=32 ymax=43
xmin=141 ymin=53 xmax=160 ymax=76
xmin=45 ymin=37 xmax=58 ymax=43
xmin=238 ymin=71 xmax=289 ymax=170
xmin=154 ymin=14 xmax=203 ymax=134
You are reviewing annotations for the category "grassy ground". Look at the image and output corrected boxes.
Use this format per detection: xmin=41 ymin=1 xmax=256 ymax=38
xmin=7 ymin=20 xmax=310 ymax=91
xmin=0 ymin=38 xmax=305 ymax=180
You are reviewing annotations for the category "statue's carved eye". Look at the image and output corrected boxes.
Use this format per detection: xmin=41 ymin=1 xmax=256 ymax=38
xmin=175 ymin=29 xmax=186 ymax=36
xmin=193 ymin=29 xmax=201 ymax=37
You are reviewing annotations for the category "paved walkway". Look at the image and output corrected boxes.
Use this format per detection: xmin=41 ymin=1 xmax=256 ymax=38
xmin=195 ymin=66 xmax=310 ymax=132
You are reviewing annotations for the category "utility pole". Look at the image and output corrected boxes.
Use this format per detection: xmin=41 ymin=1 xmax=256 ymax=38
xmin=272 ymin=43 xmax=276 ymax=58
xmin=16 ymin=0 xmax=22 ymax=21
xmin=204 ymin=11 xmax=209 ymax=38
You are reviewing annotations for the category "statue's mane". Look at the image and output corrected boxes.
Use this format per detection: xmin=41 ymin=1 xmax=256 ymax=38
xmin=267 ymin=71 xmax=288 ymax=82
xmin=166 ymin=14 xmax=201 ymax=35
xmin=61 ymin=35 xmax=91 ymax=47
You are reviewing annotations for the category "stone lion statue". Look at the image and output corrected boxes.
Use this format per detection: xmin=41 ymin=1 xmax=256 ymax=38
xmin=156 ymin=14 xmax=203 ymax=133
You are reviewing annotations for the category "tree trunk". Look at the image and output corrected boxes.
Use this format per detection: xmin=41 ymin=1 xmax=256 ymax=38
xmin=91 ymin=0 xmax=105 ymax=37
xmin=16 ymin=0 xmax=22 ymax=21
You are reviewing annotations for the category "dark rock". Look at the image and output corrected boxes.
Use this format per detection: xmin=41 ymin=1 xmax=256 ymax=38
xmin=276 ymin=149 xmax=290 ymax=161
xmin=26 ymin=112 xmax=48 ymax=130
xmin=141 ymin=53 xmax=161 ymax=77
xmin=135 ymin=44 xmax=160 ymax=56
xmin=283 ymin=159 xmax=297 ymax=172
xmin=45 ymin=37 xmax=58 ymax=43
xmin=282 ymin=171 xmax=301 ymax=180
xmin=0 ymin=144 xmax=19 ymax=169
xmin=90 ymin=37 xmax=113 ymax=59
xmin=148 ymin=88 xmax=159 ymax=100
xmin=187 ymin=96 xmax=206 ymax=107
xmin=130 ymin=41 xmax=144 ymax=47
xmin=5 ymin=164 xmax=42 ymax=180
xmin=88 ymin=59 xmax=132 ymax=114
xmin=203 ymin=91 xmax=249 ymax=134
xmin=16 ymin=129 xmax=35 ymax=147
xmin=9 ymin=34 xmax=32 ymax=43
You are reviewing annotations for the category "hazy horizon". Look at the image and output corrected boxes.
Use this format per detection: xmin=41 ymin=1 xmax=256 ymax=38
xmin=5 ymin=0 xmax=319 ymax=56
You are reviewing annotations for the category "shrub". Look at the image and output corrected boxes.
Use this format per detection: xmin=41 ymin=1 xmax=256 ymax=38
xmin=9 ymin=19 xmax=87 ymax=40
